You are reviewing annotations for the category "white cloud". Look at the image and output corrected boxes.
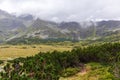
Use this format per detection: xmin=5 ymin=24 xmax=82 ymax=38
xmin=0 ymin=0 xmax=120 ymax=22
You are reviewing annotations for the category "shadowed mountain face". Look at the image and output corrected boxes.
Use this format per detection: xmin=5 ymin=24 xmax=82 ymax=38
xmin=58 ymin=22 xmax=81 ymax=30
xmin=0 ymin=18 xmax=26 ymax=31
xmin=0 ymin=10 xmax=27 ymax=31
xmin=0 ymin=9 xmax=120 ymax=43
xmin=18 ymin=14 xmax=34 ymax=21
xmin=0 ymin=9 xmax=13 ymax=19
xmin=97 ymin=20 xmax=120 ymax=28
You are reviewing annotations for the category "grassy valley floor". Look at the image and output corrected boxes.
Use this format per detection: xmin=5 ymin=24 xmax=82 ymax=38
xmin=0 ymin=44 xmax=73 ymax=60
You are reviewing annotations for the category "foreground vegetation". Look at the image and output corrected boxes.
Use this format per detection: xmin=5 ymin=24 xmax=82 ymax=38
xmin=1 ymin=42 xmax=120 ymax=80
xmin=60 ymin=62 xmax=115 ymax=80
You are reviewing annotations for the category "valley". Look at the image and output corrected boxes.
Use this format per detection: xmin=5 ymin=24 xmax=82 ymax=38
xmin=0 ymin=6 xmax=120 ymax=80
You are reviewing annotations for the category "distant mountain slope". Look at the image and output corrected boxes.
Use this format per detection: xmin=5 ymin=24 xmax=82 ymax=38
xmin=0 ymin=9 xmax=34 ymax=42
xmin=1 ymin=9 xmax=120 ymax=43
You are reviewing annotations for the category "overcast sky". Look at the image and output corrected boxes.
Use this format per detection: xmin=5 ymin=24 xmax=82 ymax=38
xmin=0 ymin=0 xmax=120 ymax=22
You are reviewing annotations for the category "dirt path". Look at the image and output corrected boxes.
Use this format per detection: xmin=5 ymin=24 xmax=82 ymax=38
xmin=59 ymin=65 xmax=88 ymax=80
xmin=79 ymin=67 xmax=87 ymax=75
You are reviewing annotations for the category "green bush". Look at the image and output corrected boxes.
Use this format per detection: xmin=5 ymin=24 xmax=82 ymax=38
xmin=0 ymin=60 xmax=3 ymax=64
xmin=1 ymin=42 xmax=120 ymax=79
xmin=61 ymin=67 xmax=80 ymax=77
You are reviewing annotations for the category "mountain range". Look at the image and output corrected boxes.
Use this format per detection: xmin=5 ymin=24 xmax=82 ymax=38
xmin=0 ymin=9 xmax=120 ymax=43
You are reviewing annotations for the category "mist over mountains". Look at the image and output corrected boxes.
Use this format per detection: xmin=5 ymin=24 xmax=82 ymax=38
xmin=0 ymin=9 xmax=120 ymax=43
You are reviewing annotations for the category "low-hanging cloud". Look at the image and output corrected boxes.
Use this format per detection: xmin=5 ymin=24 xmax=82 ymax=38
xmin=0 ymin=0 xmax=120 ymax=22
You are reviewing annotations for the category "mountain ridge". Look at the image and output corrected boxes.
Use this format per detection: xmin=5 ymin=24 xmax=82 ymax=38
xmin=0 ymin=9 xmax=120 ymax=43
